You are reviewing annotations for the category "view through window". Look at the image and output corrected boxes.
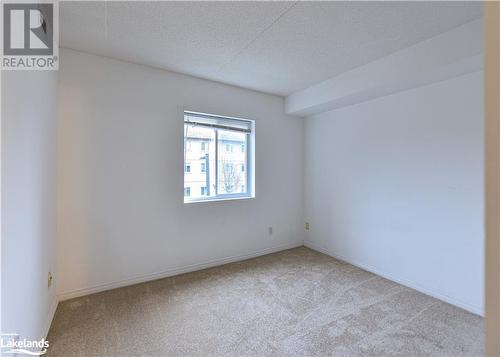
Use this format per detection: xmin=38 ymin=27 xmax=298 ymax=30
xmin=184 ymin=112 xmax=253 ymax=202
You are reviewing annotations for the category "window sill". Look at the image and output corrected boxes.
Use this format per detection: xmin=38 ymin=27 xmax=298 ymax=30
xmin=184 ymin=195 xmax=254 ymax=204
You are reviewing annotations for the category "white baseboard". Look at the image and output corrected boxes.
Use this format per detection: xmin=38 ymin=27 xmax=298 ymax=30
xmin=43 ymin=295 xmax=59 ymax=339
xmin=304 ymin=240 xmax=484 ymax=316
xmin=58 ymin=242 xmax=303 ymax=301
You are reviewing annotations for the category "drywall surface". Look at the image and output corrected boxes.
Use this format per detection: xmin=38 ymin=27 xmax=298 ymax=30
xmin=286 ymin=19 xmax=482 ymax=116
xmin=57 ymin=49 xmax=304 ymax=298
xmin=1 ymin=71 xmax=58 ymax=340
xmin=304 ymin=71 xmax=484 ymax=315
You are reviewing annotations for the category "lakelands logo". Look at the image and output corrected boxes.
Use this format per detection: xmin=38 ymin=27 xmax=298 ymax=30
xmin=2 ymin=1 xmax=58 ymax=70
xmin=1 ymin=334 xmax=49 ymax=355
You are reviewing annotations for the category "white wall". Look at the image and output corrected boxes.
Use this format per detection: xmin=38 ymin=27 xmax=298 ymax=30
xmin=57 ymin=49 xmax=304 ymax=299
xmin=304 ymin=71 xmax=484 ymax=315
xmin=1 ymin=71 xmax=58 ymax=340
xmin=286 ymin=19 xmax=482 ymax=116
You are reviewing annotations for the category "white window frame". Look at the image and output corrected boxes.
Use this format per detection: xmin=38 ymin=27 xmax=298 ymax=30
xmin=183 ymin=110 xmax=255 ymax=203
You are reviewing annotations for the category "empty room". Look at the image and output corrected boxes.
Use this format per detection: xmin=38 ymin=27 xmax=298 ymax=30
xmin=3 ymin=0 xmax=500 ymax=356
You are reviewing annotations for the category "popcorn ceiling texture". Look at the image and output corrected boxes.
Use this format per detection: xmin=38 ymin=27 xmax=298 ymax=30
xmin=60 ymin=1 xmax=482 ymax=96
xmin=46 ymin=247 xmax=483 ymax=356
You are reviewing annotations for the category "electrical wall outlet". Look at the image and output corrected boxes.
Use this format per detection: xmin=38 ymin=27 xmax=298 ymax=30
xmin=48 ymin=272 xmax=53 ymax=288
xmin=268 ymin=227 xmax=273 ymax=235
xmin=305 ymin=222 xmax=310 ymax=230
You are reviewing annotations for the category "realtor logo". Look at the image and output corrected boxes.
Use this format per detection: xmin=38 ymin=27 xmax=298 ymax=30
xmin=2 ymin=1 xmax=58 ymax=70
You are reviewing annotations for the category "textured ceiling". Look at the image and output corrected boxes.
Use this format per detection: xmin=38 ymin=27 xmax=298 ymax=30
xmin=60 ymin=1 xmax=482 ymax=96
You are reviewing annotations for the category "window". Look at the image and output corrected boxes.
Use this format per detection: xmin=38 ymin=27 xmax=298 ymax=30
xmin=184 ymin=187 xmax=191 ymax=196
xmin=184 ymin=111 xmax=254 ymax=202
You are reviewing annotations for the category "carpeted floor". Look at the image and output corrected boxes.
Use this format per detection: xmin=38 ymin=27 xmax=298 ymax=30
xmin=46 ymin=247 xmax=483 ymax=356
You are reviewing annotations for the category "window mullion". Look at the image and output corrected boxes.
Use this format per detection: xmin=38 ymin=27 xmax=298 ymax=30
xmin=215 ymin=129 xmax=219 ymax=196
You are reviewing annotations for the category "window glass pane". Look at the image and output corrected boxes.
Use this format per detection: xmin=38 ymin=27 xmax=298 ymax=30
xmin=184 ymin=112 xmax=253 ymax=202
xmin=217 ymin=130 xmax=247 ymax=195
xmin=184 ymin=124 xmax=216 ymax=200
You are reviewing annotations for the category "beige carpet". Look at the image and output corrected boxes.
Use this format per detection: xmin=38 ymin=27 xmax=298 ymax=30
xmin=46 ymin=247 xmax=483 ymax=356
